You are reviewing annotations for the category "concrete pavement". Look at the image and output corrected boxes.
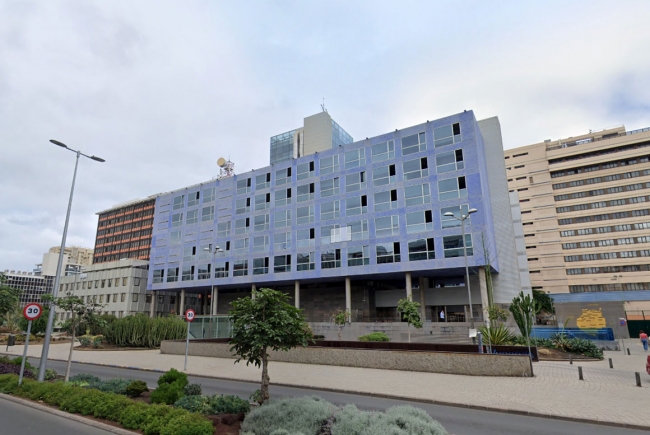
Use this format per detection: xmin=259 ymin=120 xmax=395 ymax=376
xmin=3 ymin=340 xmax=649 ymax=429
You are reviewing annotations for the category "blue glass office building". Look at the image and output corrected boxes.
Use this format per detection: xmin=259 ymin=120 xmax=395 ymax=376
xmin=148 ymin=111 xmax=529 ymax=323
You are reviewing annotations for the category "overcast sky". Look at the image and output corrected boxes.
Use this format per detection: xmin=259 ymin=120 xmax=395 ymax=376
xmin=1 ymin=0 xmax=649 ymax=271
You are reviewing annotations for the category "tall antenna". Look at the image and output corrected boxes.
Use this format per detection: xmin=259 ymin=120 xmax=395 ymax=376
xmin=216 ymin=157 xmax=235 ymax=179
xmin=321 ymin=97 xmax=327 ymax=113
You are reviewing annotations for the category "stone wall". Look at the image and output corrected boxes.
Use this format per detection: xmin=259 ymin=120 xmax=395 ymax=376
xmin=161 ymin=340 xmax=532 ymax=377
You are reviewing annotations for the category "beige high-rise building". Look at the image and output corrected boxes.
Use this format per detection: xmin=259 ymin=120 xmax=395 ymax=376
xmin=503 ymin=125 xmax=650 ymax=297
xmin=35 ymin=246 xmax=94 ymax=277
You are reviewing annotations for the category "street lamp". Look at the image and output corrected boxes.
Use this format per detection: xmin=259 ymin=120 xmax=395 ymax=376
xmin=204 ymin=244 xmax=223 ymax=316
xmin=38 ymin=140 xmax=105 ymax=381
xmin=444 ymin=208 xmax=478 ymax=331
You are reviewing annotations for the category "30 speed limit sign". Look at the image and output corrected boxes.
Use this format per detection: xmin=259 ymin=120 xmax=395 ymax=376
xmin=23 ymin=303 xmax=44 ymax=321
xmin=185 ymin=309 xmax=195 ymax=322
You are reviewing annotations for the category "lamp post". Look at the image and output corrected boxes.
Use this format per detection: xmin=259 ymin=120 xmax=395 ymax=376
xmin=443 ymin=208 xmax=478 ymax=332
xmin=38 ymin=140 xmax=105 ymax=381
xmin=204 ymin=244 xmax=222 ymax=315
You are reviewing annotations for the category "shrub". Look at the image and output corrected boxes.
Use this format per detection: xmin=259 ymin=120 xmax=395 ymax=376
xmin=183 ymin=383 xmax=202 ymax=396
xmin=8 ymin=356 xmax=35 ymax=371
xmin=92 ymin=394 xmax=134 ymax=421
xmin=241 ymin=396 xmax=335 ymax=435
xmin=126 ymin=380 xmax=149 ymax=398
xmin=151 ymin=382 xmax=185 ymax=405
xmin=332 ymin=404 xmax=448 ymax=435
xmin=159 ymin=413 xmax=214 ymax=435
xmin=208 ymin=394 xmax=250 ymax=414
xmin=69 ymin=373 xmax=102 ymax=385
xmin=96 ymin=378 xmax=133 ymax=395
xmin=358 ymin=332 xmax=390 ymax=342
xmin=78 ymin=336 xmax=92 ymax=347
xmin=92 ymin=335 xmax=104 ymax=348
xmin=105 ymin=314 xmax=186 ymax=348
xmin=0 ymin=374 xmax=21 ymax=393
xmin=43 ymin=368 xmax=58 ymax=381
xmin=564 ymin=338 xmax=604 ymax=359
xmin=477 ymin=324 xmax=516 ymax=345
xmin=0 ymin=362 xmax=34 ymax=378
xmin=158 ymin=368 xmax=188 ymax=388
xmin=174 ymin=395 xmax=210 ymax=414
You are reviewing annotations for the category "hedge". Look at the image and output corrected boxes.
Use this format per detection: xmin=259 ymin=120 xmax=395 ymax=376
xmin=0 ymin=375 xmax=213 ymax=435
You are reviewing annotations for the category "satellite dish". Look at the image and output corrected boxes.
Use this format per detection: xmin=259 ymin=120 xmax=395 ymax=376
xmin=217 ymin=157 xmax=226 ymax=167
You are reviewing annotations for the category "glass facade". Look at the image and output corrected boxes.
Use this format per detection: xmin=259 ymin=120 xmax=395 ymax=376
xmin=270 ymin=129 xmax=296 ymax=165
xmin=331 ymin=118 xmax=354 ymax=148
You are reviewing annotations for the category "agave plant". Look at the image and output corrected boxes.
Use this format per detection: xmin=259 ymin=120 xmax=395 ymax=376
xmin=478 ymin=324 xmax=516 ymax=345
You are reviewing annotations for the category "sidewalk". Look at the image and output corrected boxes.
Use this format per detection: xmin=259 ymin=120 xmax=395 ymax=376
xmin=3 ymin=341 xmax=649 ymax=428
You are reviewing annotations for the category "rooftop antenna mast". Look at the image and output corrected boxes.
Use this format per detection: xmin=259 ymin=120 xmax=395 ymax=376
xmin=321 ymin=98 xmax=327 ymax=113
xmin=216 ymin=157 xmax=235 ymax=179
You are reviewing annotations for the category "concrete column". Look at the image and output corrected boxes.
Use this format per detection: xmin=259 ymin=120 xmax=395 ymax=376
xmin=251 ymin=284 xmax=256 ymax=299
xmin=405 ymin=272 xmax=412 ymax=301
xmin=149 ymin=291 xmax=156 ymax=318
xmin=211 ymin=286 xmax=218 ymax=315
xmin=179 ymin=289 xmax=186 ymax=315
xmin=345 ymin=277 xmax=352 ymax=322
xmin=479 ymin=267 xmax=490 ymax=327
xmin=294 ymin=280 xmax=300 ymax=308
xmin=418 ymin=276 xmax=426 ymax=321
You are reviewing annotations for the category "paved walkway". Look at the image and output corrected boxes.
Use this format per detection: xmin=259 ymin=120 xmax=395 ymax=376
xmin=3 ymin=341 xmax=649 ymax=428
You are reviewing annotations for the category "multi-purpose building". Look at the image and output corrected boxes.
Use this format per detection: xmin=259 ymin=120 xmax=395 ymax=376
xmin=2 ymin=270 xmax=54 ymax=307
xmin=504 ymin=126 xmax=650 ymax=335
xmin=146 ymin=110 xmax=529 ymax=330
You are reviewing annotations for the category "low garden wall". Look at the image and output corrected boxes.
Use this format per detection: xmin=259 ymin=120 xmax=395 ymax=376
xmin=161 ymin=339 xmax=533 ymax=377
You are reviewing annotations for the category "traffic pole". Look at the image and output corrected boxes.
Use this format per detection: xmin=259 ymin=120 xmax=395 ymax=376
xmin=19 ymin=320 xmax=32 ymax=386
xmin=184 ymin=320 xmax=190 ymax=371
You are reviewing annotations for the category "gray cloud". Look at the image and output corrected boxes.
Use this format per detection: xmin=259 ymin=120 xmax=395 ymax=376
xmin=1 ymin=0 xmax=649 ymax=271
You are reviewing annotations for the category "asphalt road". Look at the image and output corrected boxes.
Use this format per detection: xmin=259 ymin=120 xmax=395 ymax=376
xmin=14 ymin=358 xmax=643 ymax=435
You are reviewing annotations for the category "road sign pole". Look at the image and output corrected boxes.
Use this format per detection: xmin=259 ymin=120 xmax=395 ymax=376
xmin=19 ymin=320 xmax=32 ymax=386
xmin=184 ymin=320 xmax=190 ymax=371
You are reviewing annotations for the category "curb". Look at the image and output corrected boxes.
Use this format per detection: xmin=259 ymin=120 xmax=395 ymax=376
xmin=3 ymin=353 xmax=647 ymax=431
xmin=0 ymin=393 xmax=137 ymax=435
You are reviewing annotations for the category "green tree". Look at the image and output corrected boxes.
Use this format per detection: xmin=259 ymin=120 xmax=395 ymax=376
xmin=43 ymin=292 xmax=104 ymax=381
xmin=509 ymin=291 xmax=538 ymax=338
xmin=532 ymin=289 xmax=555 ymax=315
xmin=397 ymin=298 xmax=423 ymax=343
xmin=333 ymin=309 xmax=349 ymax=341
xmin=0 ymin=273 xmax=21 ymax=323
xmin=229 ymin=288 xmax=312 ymax=404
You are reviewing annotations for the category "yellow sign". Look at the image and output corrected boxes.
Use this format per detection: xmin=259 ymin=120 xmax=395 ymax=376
xmin=576 ymin=308 xmax=607 ymax=329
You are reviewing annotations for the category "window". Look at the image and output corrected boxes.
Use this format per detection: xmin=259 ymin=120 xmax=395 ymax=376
xmin=372 ymin=164 xmax=396 ymax=186
xmin=235 ymin=217 xmax=250 ymax=234
xmin=403 ymin=157 xmax=428 ymax=180
xmin=132 ymin=294 xmax=139 ymax=303
xmin=348 ymin=246 xmax=370 ymax=266
xmin=375 ymin=215 xmax=399 ymax=237
xmin=346 ymin=195 xmax=367 ymax=216
xmin=406 ymin=210 xmax=433 ymax=234
xmin=183 ymin=246 xmax=196 ymax=261
xmin=101 ymin=279 xmax=105 ymax=288
xmin=320 ymin=155 xmax=339 ymax=175
xmin=198 ymin=264 xmax=211 ymax=280
xmin=297 ymin=206 xmax=314 ymax=224
xmin=187 ymin=191 xmax=200 ymax=207
xmin=344 ymin=149 xmax=365 ymax=169
xmin=253 ymin=235 xmax=269 ymax=252
xmin=215 ymin=261 xmax=229 ymax=278
xmin=275 ymin=209 xmax=292 ymax=228
xmin=401 ymin=132 xmax=426 ymax=155
xmin=167 ymin=267 xmax=179 ymax=282
xmin=121 ymin=293 xmax=126 ymax=302
xmin=182 ymin=266 xmax=194 ymax=281
xmin=321 ymin=178 xmax=340 ymax=197
xmin=377 ymin=242 xmax=400 ymax=263
xmin=371 ymin=140 xmax=395 ymax=162
xmin=296 ymin=228 xmax=315 ymax=247
xmin=438 ymin=176 xmax=467 ymax=200
xmin=274 ymin=254 xmax=291 ymax=273
xmin=297 ymin=252 xmax=315 ymax=271
xmin=99 ymin=295 xmax=104 ymax=303
xmin=173 ymin=195 xmax=184 ymax=210
xmin=255 ymin=193 xmax=271 ymax=211
xmin=276 ymin=167 xmax=291 ymax=185
xmin=201 ymin=205 xmax=214 ymax=221
xmin=436 ymin=149 xmax=464 ymax=173
xmin=443 ymin=234 xmax=473 ymax=258
xmin=404 ymin=184 xmax=431 ymax=206
xmin=297 ymin=183 xmax=315 ymax=202
xmin=113 ymin=294 xmax=118 ymax=302
xmin=253 ymin=257 xmax=269 ymax=275
xmin=234 ymin=238 xmax=249 ymax=255
xmin=374 ymin=190 xmax=397 ymax=211
xmin=275 ymin=188 xmax=291 ymax=206
xmin=153 ymin=270 xmax=164 ymax=283
xmin=256 ymin=173 xmax=271 ymax=190
xmin=274 ymin=232 xmax=291 ymax=250
xmin=434 ymin=123 xmax=461 ymax=147
xmin=186 ymin=209 xmax=198 ymax=225
xmin=321 ymin=200 xmax=340 ymax=220
xmin=408 ymin=238 xmax=435 ymax=261
xmin=321 ymin=249 xmax=341 ymax=269
xmin=203 ymin=187 xmax=215 ymax=203
xmin=440 ymin=205 xmax=471 ymax=228
xmin=236 ymin=197 xmax=251 ymax=214
xmin=297 ymin=161 xmax=315 ymax=180
xmin=345 ymin=171 xmax=366 ymax=192
xmin=217 ymin=221 xmax=231 ymax=237
xmin=233 ymin=259 xmax=248 ymax=276
xmin=171 ymin=213 xmax=183 ymax=227
xmin=237 ymin=178 xmax=251 ymax=194
xmin=321 ymin=224 xmax=340 ymax=244
xmin=349 ymin=220 xmax=369 ymax=241
xmin=108 ymin=279 xmax=112 ymax=287
xmin=254 ymin=214 xmax=270 ymax=231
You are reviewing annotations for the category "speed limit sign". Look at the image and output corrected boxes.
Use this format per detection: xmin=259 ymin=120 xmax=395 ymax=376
xmin=185 ymin=309 xmax=195 ymax=322
xmin=23 ymin=303 xmax=43 ymax=321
